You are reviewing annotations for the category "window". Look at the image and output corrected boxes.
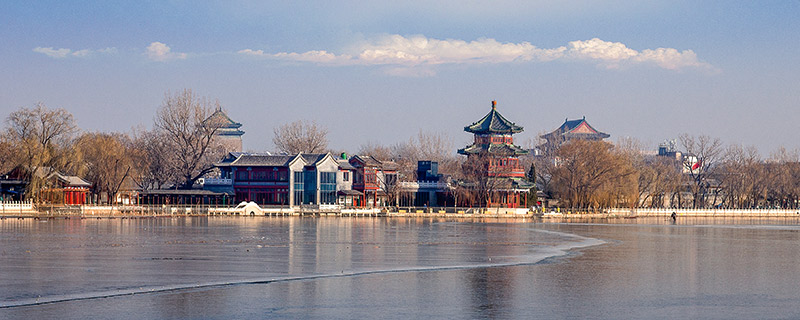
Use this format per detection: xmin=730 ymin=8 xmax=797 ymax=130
xmin=236 ymin=170 xmax=249 ymax=181
xmin=303 ymin=170 xmax=316 ymax=204
xmin=320 ymin=172 xmax=337 ymax=204
xmin=343 ymin=171 xmax=349 ymax=182
xmin=253 ymin=171 xmax=267 ymax=181
xmin=293 ymin=172 xmax=304 ymax=205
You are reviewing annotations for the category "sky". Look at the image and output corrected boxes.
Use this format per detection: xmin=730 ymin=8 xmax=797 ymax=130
xmin=2 ymin=1 xmax=799 ymax=155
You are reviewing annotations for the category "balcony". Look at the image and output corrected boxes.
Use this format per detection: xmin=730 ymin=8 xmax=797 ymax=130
xmin=200 ymin=178 xmax=232 ymax=186
xmin=398 ymin=181 xmax=450 ymax=190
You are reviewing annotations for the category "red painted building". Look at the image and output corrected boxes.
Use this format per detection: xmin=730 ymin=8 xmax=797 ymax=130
xmin=458 ymin=101 xmax=533 ymax=208
xmin=349 ymin=155 xmax=398 ymax=207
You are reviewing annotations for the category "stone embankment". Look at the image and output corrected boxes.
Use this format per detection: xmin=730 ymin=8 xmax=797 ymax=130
xmin=3 ymin=203 xmax=799 ymax=219
xmin=604 ymin=208 xmax=800 ymax=218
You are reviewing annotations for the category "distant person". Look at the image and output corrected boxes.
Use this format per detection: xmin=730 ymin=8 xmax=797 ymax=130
xmin=671 ymin=211 xmax=677 ymax=222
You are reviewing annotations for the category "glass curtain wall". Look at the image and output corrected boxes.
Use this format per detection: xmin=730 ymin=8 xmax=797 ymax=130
xmin=293 ymin=171 xmax=304 ymax=205
xmin=320 ymin=172 xmax=336 ymax=204
xmin=303 ymin=170 xmax=316 ymax=204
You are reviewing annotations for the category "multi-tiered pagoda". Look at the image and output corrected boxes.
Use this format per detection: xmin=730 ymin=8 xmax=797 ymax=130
xmin=458 ymin=101 xmax=532 ymax=208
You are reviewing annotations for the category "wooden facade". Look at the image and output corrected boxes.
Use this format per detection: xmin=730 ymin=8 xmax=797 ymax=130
xmin=349 ymin=155 xmax=398 ymax=208
xmin=458 ymin=101 xmax=532 ymax=208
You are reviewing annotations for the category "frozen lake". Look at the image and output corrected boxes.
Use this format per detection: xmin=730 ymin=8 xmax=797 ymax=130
xmin=2 ymin=216 xmax=800 ymax=319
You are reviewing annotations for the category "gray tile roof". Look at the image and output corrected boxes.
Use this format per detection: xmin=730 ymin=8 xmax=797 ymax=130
xmin=337 ymin=159 xmax=356 ymax=170
xmin=216 ymin=153 xmax=294 ymax=167
xmin=300 ymin=153 xmax=328 ymax=165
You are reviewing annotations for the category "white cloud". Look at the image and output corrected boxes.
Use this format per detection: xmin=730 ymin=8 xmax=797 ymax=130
xmin=33 ymin=46 xmax=116 ymax=59
xmin=565 ymin=38 xmax=712 ymax=70
xmin=635 ymin=47 xmax=707 ymax=70
xmin=33 ymin=47 xmax=72 ymax=58
xmin=237 ymin=49 xmax=265 ymax=56
xmin=97 ymin=47 xmax=118 ymax=54
xmin=567 ymin=38 xmax=638 ymax=62
xmin=146 ymin=42 xmax=187 ymax=62
xmin=239 ymin=48 xmax=353 ymax=65
xmin=239 ymin=35 xmax=712 ymax=75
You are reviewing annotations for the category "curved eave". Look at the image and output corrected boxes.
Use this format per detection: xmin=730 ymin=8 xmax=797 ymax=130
xmin=458 ymin=144 xmax=529 ymax=155
xmin=216 ymin=130 xmax=245 ymax=136
xmin=562 ymin=132 xmax=610 ymax=139
xmin=464 ymin=109 xmax=524 ymax=134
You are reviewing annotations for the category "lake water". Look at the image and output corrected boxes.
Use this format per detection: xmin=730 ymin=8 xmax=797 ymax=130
xmin=2 ymin=216 xmax=800 ymax=319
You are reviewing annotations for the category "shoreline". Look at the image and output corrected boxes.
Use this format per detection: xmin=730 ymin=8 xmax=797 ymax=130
xmin=3 ymin=210 xmax=800 ymax=220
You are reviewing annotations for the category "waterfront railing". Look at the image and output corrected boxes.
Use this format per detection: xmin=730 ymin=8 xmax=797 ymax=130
xmin=0 ymin=200 xmax=36 ymax=215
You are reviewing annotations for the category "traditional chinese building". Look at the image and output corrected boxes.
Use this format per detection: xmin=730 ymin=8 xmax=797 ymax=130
xmin=539 ymin=116 xmax=610 ymax=155
xmin=205 ymin=107 xmax=245 ymax=154
xmin=458 ymin=101 xmax=532 ymax=208
xmin=1 ymin=166 xmax=91 ymax=204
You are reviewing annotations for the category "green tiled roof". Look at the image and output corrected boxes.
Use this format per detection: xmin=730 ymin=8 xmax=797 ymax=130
xmin=458 ymin=143 xmax=529 ymax=156
xmin=464 ymin=101 xmax=524 ymax=134
xmin=205 ymin=108 xmax=245 ymax=136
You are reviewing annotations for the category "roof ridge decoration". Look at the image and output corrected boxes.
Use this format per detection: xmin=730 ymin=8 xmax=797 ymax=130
xmin=464 ymin=101 xmax=524 ymax=134
xmin=541 ymin=117 xmax=610 ymax=139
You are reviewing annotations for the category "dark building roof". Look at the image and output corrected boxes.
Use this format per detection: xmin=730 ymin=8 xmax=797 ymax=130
xmin=205 ymin=108 xmax=244 ymax=136
xmin=215 ymin=152 xmax=335 ymax=168
xmin=300 ymin=153 xmax=329 ymax=166
xmin=541 ymin=117 xmax=610 ymax=140
xmin=464 ymin=101 xmax=524 ymax=134
xmin=337 ymin=189 xmax=364 ymax=196
xmin=3 ymin=166 xmax=91 ymax=188
xmin=216 ymin=153 xmax=295 ymax=167
xmin=336 ymin=159 xmax=356 ymax=170
xmin=350 ymin=155 xmax=399 ymax=171
xmin=139 ymin=189 xmax=227 ymax=196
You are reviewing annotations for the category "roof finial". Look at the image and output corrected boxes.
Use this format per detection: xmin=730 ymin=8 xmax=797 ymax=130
xmin=491 ymin=100 xmax=497 ymax=110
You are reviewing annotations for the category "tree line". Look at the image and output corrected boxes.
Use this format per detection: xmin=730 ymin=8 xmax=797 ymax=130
xmin=3 ymin=91 xmax=799 ymax=209
xmin=534 ymin=135 xmax=800 ymax=210
xmin=1 ymin=89 xmax=227 ymax=203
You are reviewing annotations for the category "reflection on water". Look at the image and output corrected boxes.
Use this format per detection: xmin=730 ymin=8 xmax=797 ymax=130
xmin=4 ymin=217 xmax=800 ymax=319
xmin=0 ymin=217 xmax=594 ymax=309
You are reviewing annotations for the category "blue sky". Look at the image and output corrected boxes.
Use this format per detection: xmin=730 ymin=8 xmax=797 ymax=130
xmin=2 ymin=1 xmax=799 ymax=154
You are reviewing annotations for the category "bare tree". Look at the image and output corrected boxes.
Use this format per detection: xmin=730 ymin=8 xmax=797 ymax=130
xmin=74 ymin=132 xmax=134 ymax=204
xmin=129 ymin=128 xmax=174 ymax=190
xmin=679 ymin=134 xmax=723 ymax=208
xmin=358 ymin=142 xmax=394 ymax=161
xmin=4 ymin=103 xmax=78 ymax=201
xmin=154 ymin=89 xmax=226 ymax=189
xmin=548 ymin=140 xmax=636 ymax=209
xmin=765 ymin=147 xmax=800 ymax=209
xmin=0 ymin=133 xmax=16 ymax=175
xmin=272 ymin=120 xmax=328 ymax=154
xmin=615 ymin=137 xmax=682 ymax=208
xmin=359 ymin=130 xmax=460 ymax=182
